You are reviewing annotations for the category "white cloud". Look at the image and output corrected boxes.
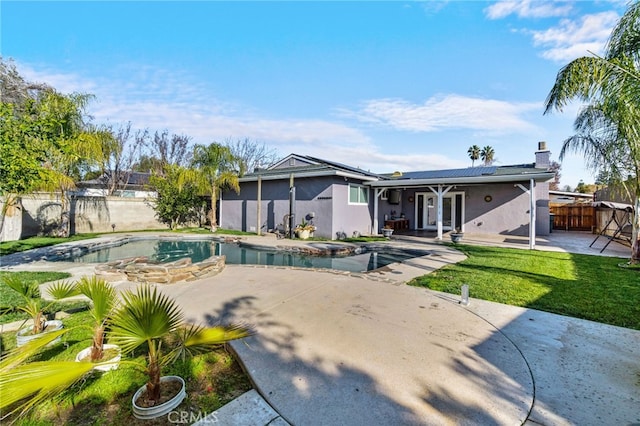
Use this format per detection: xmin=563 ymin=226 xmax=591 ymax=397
xmin=530 ymin=11 xmax=619 ymax=61
xmin=485 ymin=0 xmax=573 ymax=19
xmin=15 ymin=61 xmax=372 ymax=149
xmin=341 ymin=95 xmax=540 ymax=134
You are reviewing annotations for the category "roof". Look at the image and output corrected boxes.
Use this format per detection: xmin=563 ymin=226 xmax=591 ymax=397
xmin=239 ymin=154 xmax=384 ymax=182
xmin=370 ymin=164 xmax=554 ymax=188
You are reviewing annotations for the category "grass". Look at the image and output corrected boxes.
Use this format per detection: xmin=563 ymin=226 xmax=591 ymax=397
xmin=0 ymin=271 xmax=84 ymax=325
xmin=408 ymin=244 xmax=640 ymax=330
xmin=1 ymin=310 xmax=252 ymax=425
xmin=0 ymin=234 xmax=100 ymax=256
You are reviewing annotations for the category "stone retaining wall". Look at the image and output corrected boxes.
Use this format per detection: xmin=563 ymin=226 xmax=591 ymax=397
xmin=96 ymin=255 xmax=226 ymax=284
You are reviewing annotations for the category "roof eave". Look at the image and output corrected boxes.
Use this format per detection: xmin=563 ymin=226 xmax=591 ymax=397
xmin=239 ymin=169 xmax=380 ymax=183
xmin=367 ymin=172 xmax=555 ymax=187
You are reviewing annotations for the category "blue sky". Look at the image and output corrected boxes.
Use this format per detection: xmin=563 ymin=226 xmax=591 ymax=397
xmin=1 ymin=1 xmax=629 ymax=187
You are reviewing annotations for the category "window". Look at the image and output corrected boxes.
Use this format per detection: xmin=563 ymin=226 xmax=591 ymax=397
xmin=349 ymin=184 xmax=369 ymax=204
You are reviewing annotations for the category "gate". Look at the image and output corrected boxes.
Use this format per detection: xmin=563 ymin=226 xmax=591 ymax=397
xmin=550 ymin=203 xmax=595 ymax=231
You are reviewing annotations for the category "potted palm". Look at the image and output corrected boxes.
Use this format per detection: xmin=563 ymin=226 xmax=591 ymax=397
xmin=108 ymin=285 xmax=254 ymax=420
xmin=67 ymin=277 xmax=121 ymax=371
xmin=2 ymin=276 xmax=78 ymax=347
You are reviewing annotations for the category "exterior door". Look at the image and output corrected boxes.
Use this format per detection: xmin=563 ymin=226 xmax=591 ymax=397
xmin=415 ymin=192 xmax=463 ymax=231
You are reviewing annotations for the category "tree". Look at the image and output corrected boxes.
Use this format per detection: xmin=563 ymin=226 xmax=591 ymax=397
xmin=190 ymin=143 xmax=240 ymax=231
xmin=467 ymin=145 xmax=480 ymax=167
xmin=1 ymin=61 xmax=107 ymax=238
xmin=33 ymin=91 xmax=108 ymax=237
xmin=544 ymin=1 xmax=640 ymax=263
xmin=225 ymin=137 xmax=279 ymax=176
xmin=480 ymin=146 xmax=495 ymax=166
xmin=149 ymin=165 xmax=205 ymax=230
xmin=148 ymin=130 xmax=192 ymax=174
xmin=0 ymin=57 xmax=51 ymax=110
xmin=549 ymin=161 xmax=562 ymax=191
xmin=99 ymin=123 xmax=149 ymax=195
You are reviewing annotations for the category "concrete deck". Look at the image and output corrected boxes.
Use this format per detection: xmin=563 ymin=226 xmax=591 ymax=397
xmin=1 ymin=232 xmax=638 ymax=425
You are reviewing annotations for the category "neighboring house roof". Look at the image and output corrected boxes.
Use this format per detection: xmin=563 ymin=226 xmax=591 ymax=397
xmin=78 ymin=171 xmax=152 ymax=189
xmin=549 ymin=190 xmax=594 ymax=199
xmin=239 ymin=154 xmax=384 ymax=182
xmin=370 ymin=164 xmax=554 ymax=188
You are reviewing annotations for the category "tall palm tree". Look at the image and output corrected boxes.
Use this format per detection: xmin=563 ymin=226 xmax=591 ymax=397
xmin=467 ymin=145 xmax=481 ymax=166
xmin=480 ymin=146 xmax=495 ymax=166
xmin=544 ymin=1 xmax=640 ymax=264
xmin=191 ymin=143 xmax=240 ymax=231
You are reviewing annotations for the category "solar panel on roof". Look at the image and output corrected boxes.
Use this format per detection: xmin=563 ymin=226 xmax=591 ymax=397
xmin=400 ymin=166 xmax=497 ymax=180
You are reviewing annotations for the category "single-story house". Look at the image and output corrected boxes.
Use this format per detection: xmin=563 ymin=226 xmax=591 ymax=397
xmin=220 ymin=142 xmax=555 ymax=247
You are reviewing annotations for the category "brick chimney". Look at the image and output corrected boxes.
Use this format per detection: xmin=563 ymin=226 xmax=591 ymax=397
xmin=535 ymin=141 xmax=550 ymax=169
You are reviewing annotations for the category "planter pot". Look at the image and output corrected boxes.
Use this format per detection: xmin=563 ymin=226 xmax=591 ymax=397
xmin=16 ymin=320 xmax=63 ymax=347
xmin=75 ymin=344 xmax=122 ymax=372
xmin=450 ymin=233 xmax=464 ymax=243
xmin=132 ymin=375 xmax=186 ymax=420
xmin=296 ymin=229 xmax=310 ymax=240
xmin=382 ymin=229 xmax=394 ymax=238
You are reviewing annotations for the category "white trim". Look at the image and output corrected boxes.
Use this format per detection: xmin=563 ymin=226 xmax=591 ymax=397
xmin=414 ymin=190 xmax=465 ymax=239
xmin=239 ymin=169 xmax=379 ymax=183
xmin=348 ymin=183 xmax=369 ymax=205
xmin=368 ymin=172 xmax=555 ymax=187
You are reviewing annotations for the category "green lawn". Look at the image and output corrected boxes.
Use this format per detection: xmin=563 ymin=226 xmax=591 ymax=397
xmin=409 ymin=244 xmax=640 ymax=330
xmin=0 ymin=234 xmax=100 ymax=256
xmin=0 ymin=271 xmax=81 ymax=324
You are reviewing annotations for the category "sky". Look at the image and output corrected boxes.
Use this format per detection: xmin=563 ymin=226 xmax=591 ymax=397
xmin=1 ymin=0 xmax=630 ymax=188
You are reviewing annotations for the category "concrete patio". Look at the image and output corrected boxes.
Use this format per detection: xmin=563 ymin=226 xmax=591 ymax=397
xmin=1 ymin=231 xmax=638 ymax=425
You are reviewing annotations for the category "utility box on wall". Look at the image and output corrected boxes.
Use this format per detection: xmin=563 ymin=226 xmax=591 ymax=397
xmin=388 ymin=189 xmax=401 ymax=205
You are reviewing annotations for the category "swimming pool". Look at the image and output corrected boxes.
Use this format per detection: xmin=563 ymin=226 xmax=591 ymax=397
xmin=50 ymin=238 xmax=427 ymax=273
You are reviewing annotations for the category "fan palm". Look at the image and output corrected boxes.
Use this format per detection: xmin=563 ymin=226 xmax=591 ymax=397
xmin=544 ymin=1 xmax=640 ymax=263
xmin=1 ymin=276 xmax=78 ymax=335
xmin=65 ymin=276 xmax=118 ymax=361
xmin=108 ymin=285 xmax=253 ymax=403
xmin=0 ymin=284 xmax=254 ymax=418
xmin=480 ymin=146 xmax=495 ymax=166
xmin=467 ymin=145 xmax=480 ymax=166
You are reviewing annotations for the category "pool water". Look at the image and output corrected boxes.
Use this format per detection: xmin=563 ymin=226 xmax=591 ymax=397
xmin=52 ymin=239 xmax=425 ymax=273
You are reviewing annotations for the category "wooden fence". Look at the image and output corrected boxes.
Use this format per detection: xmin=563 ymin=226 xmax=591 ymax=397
xmin=549 ymin=203 xmax=595 ymax=231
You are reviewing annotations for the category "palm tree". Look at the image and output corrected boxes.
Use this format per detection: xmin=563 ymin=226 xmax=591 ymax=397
xmin=108 ymin=286 xmax=253 ymax=404
xmin=0 ymin=285 xmax=253 ymax=419
xmin=544 ymin=1 xmax=640 ymax=264
xmin=191 ymin=143 xmax=240 ymax=231
xmin=467 ymin=145 xmax=481 ymax=166
xmin=480 ymin=146 xmax=495 ymax=166
xmin=70 ymin=276 xmax=118 ymax=361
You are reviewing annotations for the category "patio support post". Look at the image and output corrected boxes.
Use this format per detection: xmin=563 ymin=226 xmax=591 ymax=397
xmin=516 ymin=180 xmax=536 ymax=249
xmin=257 ymin=175 xmax=262 ymax=236
xmin=373 ymin=188 xmax=385 ymax=235
xmin=428 ymin=185 xmax=452 ymax=240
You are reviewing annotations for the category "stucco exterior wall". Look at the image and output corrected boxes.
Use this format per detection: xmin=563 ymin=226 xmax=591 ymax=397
xmin=378 ymin=182 xmax=550 ymax=237
xmin=331 ymin=178 xmax=374 ymax=238
xmin=7 ymin=193 xmax=164 ymax=239
xmin=222 ymin=177 xmax=336 ymax=238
